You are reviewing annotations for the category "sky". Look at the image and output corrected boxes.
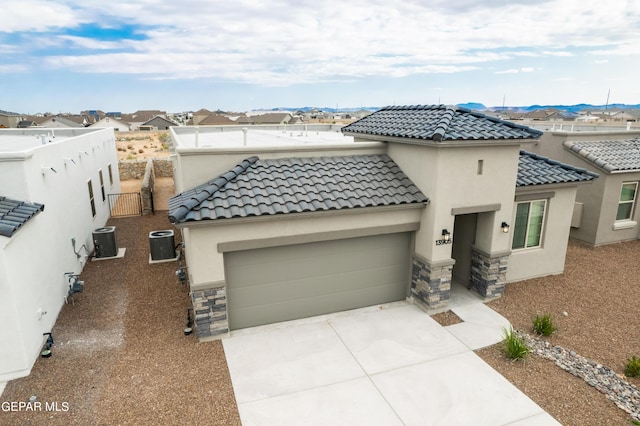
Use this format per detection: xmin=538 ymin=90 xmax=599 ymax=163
xmin=1 ymin=0 xmax=640 ymax=114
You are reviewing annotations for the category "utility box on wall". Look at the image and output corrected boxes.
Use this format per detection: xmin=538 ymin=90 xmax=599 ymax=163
xmin=93 ymin=226 xmax=118 ymax=258
xmin=149 ymin=230 xmax=176 ymax=261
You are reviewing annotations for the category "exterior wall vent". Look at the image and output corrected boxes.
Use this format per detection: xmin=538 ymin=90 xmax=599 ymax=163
xmin=93 ymin=226 xmax=118 ymax=258
xmin=149 ymin=230 xmax=176 ymax=261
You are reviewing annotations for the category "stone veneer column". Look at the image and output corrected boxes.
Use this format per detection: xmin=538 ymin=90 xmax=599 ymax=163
xmin=469 ymin=248 xmax=509 ymax=299
xmin=191 ymin=284 xmax=228 ymax=339
xmin=411 ymin=254 xmax=454 ymax=309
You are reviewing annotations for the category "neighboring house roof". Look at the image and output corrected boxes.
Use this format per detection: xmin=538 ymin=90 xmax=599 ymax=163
xmin=249 ymin=113 xmax=292 ymax=124
xmin=142 ymin=116 xmax=178 ymax=127
xmin=341 ymin=105 xmax=542 ymax=142
xmin=0 ymin=196 xmax=45 ymax=237
xmin=40 ymin=116 xmax=84 ymax=128
xmin=198 ymin=114 xmax=237 ymax=125
xmin=564 ymin=139 xmax=640 ymax=173
xmin=517 ymin=150 xmax=598 ymax=187
xmin=17 ymin=120 xmax=37 ymax=128
xmin=168 ymin=155 xmax=428 ymax=223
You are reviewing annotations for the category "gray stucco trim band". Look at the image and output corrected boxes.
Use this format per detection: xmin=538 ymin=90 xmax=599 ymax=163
xmin=451 ymin=203 xmax=501 ymax=215
xmin=217 ymin=222 xmax=421 ymax=253
xmin=514 ymin=191 xmax=556 ymax=202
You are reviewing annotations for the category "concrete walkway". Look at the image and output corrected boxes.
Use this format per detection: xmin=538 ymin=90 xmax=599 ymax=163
xmin=223 ymin=285 xmax=560 ymax=425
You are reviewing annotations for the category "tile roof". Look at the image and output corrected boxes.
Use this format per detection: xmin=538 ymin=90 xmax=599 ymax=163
xmin=564 ymin=139 xmax=640 ymax=173
xmin=341 ymin=104 xmax=543 ymax=142
xmin=168 ymin=155 xmax=428 ymax=223
xmin=0 ymin=196 xmax=45 ymax=238
xmin=517 ymin=151 xmax=598 ymax=187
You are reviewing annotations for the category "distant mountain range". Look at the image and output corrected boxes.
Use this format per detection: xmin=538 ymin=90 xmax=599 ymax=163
xmin=457 ymin=103 xmax=640 ymax=113
xmin=263 ymin=103 xmax=640 ymax=114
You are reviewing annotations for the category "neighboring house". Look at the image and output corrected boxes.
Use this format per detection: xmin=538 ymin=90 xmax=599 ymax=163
xmin=0 ymin=112 xmax=23 ymax=128
xmin=0 ymin=127 xmax=119 ymax=382
xmin=198 ymin=114 xmax=237 ymax=126
xmin=122 ymin=110 xmax=167 ymax=130
xmin=140 ymin=115 xmax=178 ymax=131
xmin=247 ymin=113 xmax=293 ymax=125
xmin=532 ymin=129 xmax=640 ymax=246
xmin=38 ymin=116 xmax=85 ymax=128
xmin=167 ymin=105 xmax=596 ymax=340
xmin=191 ymin=109 xmax=213 ymax=126
xmin=90 ymin=116 xmax=132 ymax=132
xmin=17 ymin=120 xmax=37 ymax=128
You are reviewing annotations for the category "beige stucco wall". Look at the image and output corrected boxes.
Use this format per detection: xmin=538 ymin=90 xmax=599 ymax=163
xmin=388 ymin=143 xmax=520 ymax=262
xmin=530 ymin=130 xmax=640 ymax=246
xmin=172 ymin=143 xmax=386 ymax=193
xmin=531 ymin=129 xmax=640 ymax=160
xmin=181 ymin=207 xmax=424 ymax=288
xmin=506 ymin=185 xmax=579 ymax=282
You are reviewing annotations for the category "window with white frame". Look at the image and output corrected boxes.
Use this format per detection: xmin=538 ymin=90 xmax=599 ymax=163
xmin=616 ymin=182 xmax=637 ymax=221
xmin=99 ymin=170 xmax=106 ymax=202
xmin=88 ymin=180 xmax=96 ymax=217
xmin=108 ymin=164 xmax=114 ymax=186
xmin=512 ymin=199 xmax=546 ymax=249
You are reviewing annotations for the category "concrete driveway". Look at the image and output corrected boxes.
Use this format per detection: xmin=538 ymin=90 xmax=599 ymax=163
xmin=223 ymin=299 xmax=560 ymax=425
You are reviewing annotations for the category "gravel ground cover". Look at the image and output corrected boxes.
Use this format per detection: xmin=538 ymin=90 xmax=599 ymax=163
xmin=2 ymin=198 xmax=638 ymax=425
xmin=477 ymin=239 xmax=640 ymax=425
xmin=0 ymin=213 xmax=240 ymax=425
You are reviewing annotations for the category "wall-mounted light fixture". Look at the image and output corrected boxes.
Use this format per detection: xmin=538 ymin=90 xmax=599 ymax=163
xmin=501 ymin=222 xmax=510 ymax=233
xmin=436 ymin=229 xmax=452 ymax=246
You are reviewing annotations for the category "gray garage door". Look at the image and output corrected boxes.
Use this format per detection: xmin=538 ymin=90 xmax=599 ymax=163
xmin=225 ymin=232 xmax=411 ymax=330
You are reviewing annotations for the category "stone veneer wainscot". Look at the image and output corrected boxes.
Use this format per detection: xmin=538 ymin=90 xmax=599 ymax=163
xmin=191 ymin=285 xmax=229 ymax=339
xmin=470 ymin=248 xmax=509 ymax=299
xmin=411 ymin=254 xmax=454 ymax=309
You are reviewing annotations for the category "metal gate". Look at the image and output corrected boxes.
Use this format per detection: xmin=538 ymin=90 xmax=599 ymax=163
xmin=108 ymin=192 xmax=142 ymax=217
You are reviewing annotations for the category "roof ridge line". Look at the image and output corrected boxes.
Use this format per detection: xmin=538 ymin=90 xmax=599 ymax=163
xmin=169 ymin=156 xmax=258 ymax=223
xmin=432 ymin=105 xmax=456 ymax=142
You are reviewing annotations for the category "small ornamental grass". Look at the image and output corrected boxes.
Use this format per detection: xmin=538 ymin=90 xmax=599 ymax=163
xmin=624 ymin=356 xmax=640 ymax=377
xmin=532 ymin=313 xmax=557 ymax=337
xmin=502 ymin=326 xmax=529 ymax=361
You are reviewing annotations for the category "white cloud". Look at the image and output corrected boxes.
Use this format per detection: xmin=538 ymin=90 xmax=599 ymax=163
xmin=5 ymin=0 xmax=640 ymax=86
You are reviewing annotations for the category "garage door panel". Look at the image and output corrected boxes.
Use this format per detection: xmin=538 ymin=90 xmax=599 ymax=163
xmin=231 ymin=282 xmax=406 ymax=330
xmin=229 ymin=263 xmax=407 ymax=308
xmin=225 ymin=233 xmax=411 ymax=330
xmin=226 ymin=237 xmax=408 ymax=287
xmin=228 ymin=250 xmax=407 ymax=290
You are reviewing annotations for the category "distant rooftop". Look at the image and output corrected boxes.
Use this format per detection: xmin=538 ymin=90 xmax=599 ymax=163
xmin=172 ymin=124 xmax=353 ymax=149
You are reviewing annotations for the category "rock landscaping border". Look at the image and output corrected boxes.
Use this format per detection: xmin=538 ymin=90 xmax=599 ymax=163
xmin=518 ymin=331 xmax=640 ymax=421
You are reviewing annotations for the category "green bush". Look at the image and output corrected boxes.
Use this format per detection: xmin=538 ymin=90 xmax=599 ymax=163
xmin=625 ymin=356 xmax=640 ymax=377
xmin=502 ymin=326 xmax=529 ymax=361
xmin=532 ymin=313 xmax=557 ymax=337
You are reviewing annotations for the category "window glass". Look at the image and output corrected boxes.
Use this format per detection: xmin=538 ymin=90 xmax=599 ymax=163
xmin=616 ymin=182 xmax=637 ymax=221
xmin=88 ymin=180 xmax=96 ymax=217
xmin=512 ymin=200 xmax=546 ymax=250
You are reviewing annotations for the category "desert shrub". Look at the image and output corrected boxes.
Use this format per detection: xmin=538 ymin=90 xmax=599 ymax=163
xmin=117 ymin=147 xmax=126 ymax=152
xmin=532 ymin=313 xmax=557 ymax=336
xmin=158 ymin=132 xmax=169 ymax=143
xmin=502 ymin=327 xmax=529 ymax=361
xmin=138 ymin=149 xmax=144 ymax=154
xmin=161 ymin=143 xmax=169 ymax=150
xmin=126 ymin=154 xmax=136 ymax=160
xmin=625 ymin=356 xmax=640 ymax=377
xmin=127 ymin=144 xmax=133 ymax=150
